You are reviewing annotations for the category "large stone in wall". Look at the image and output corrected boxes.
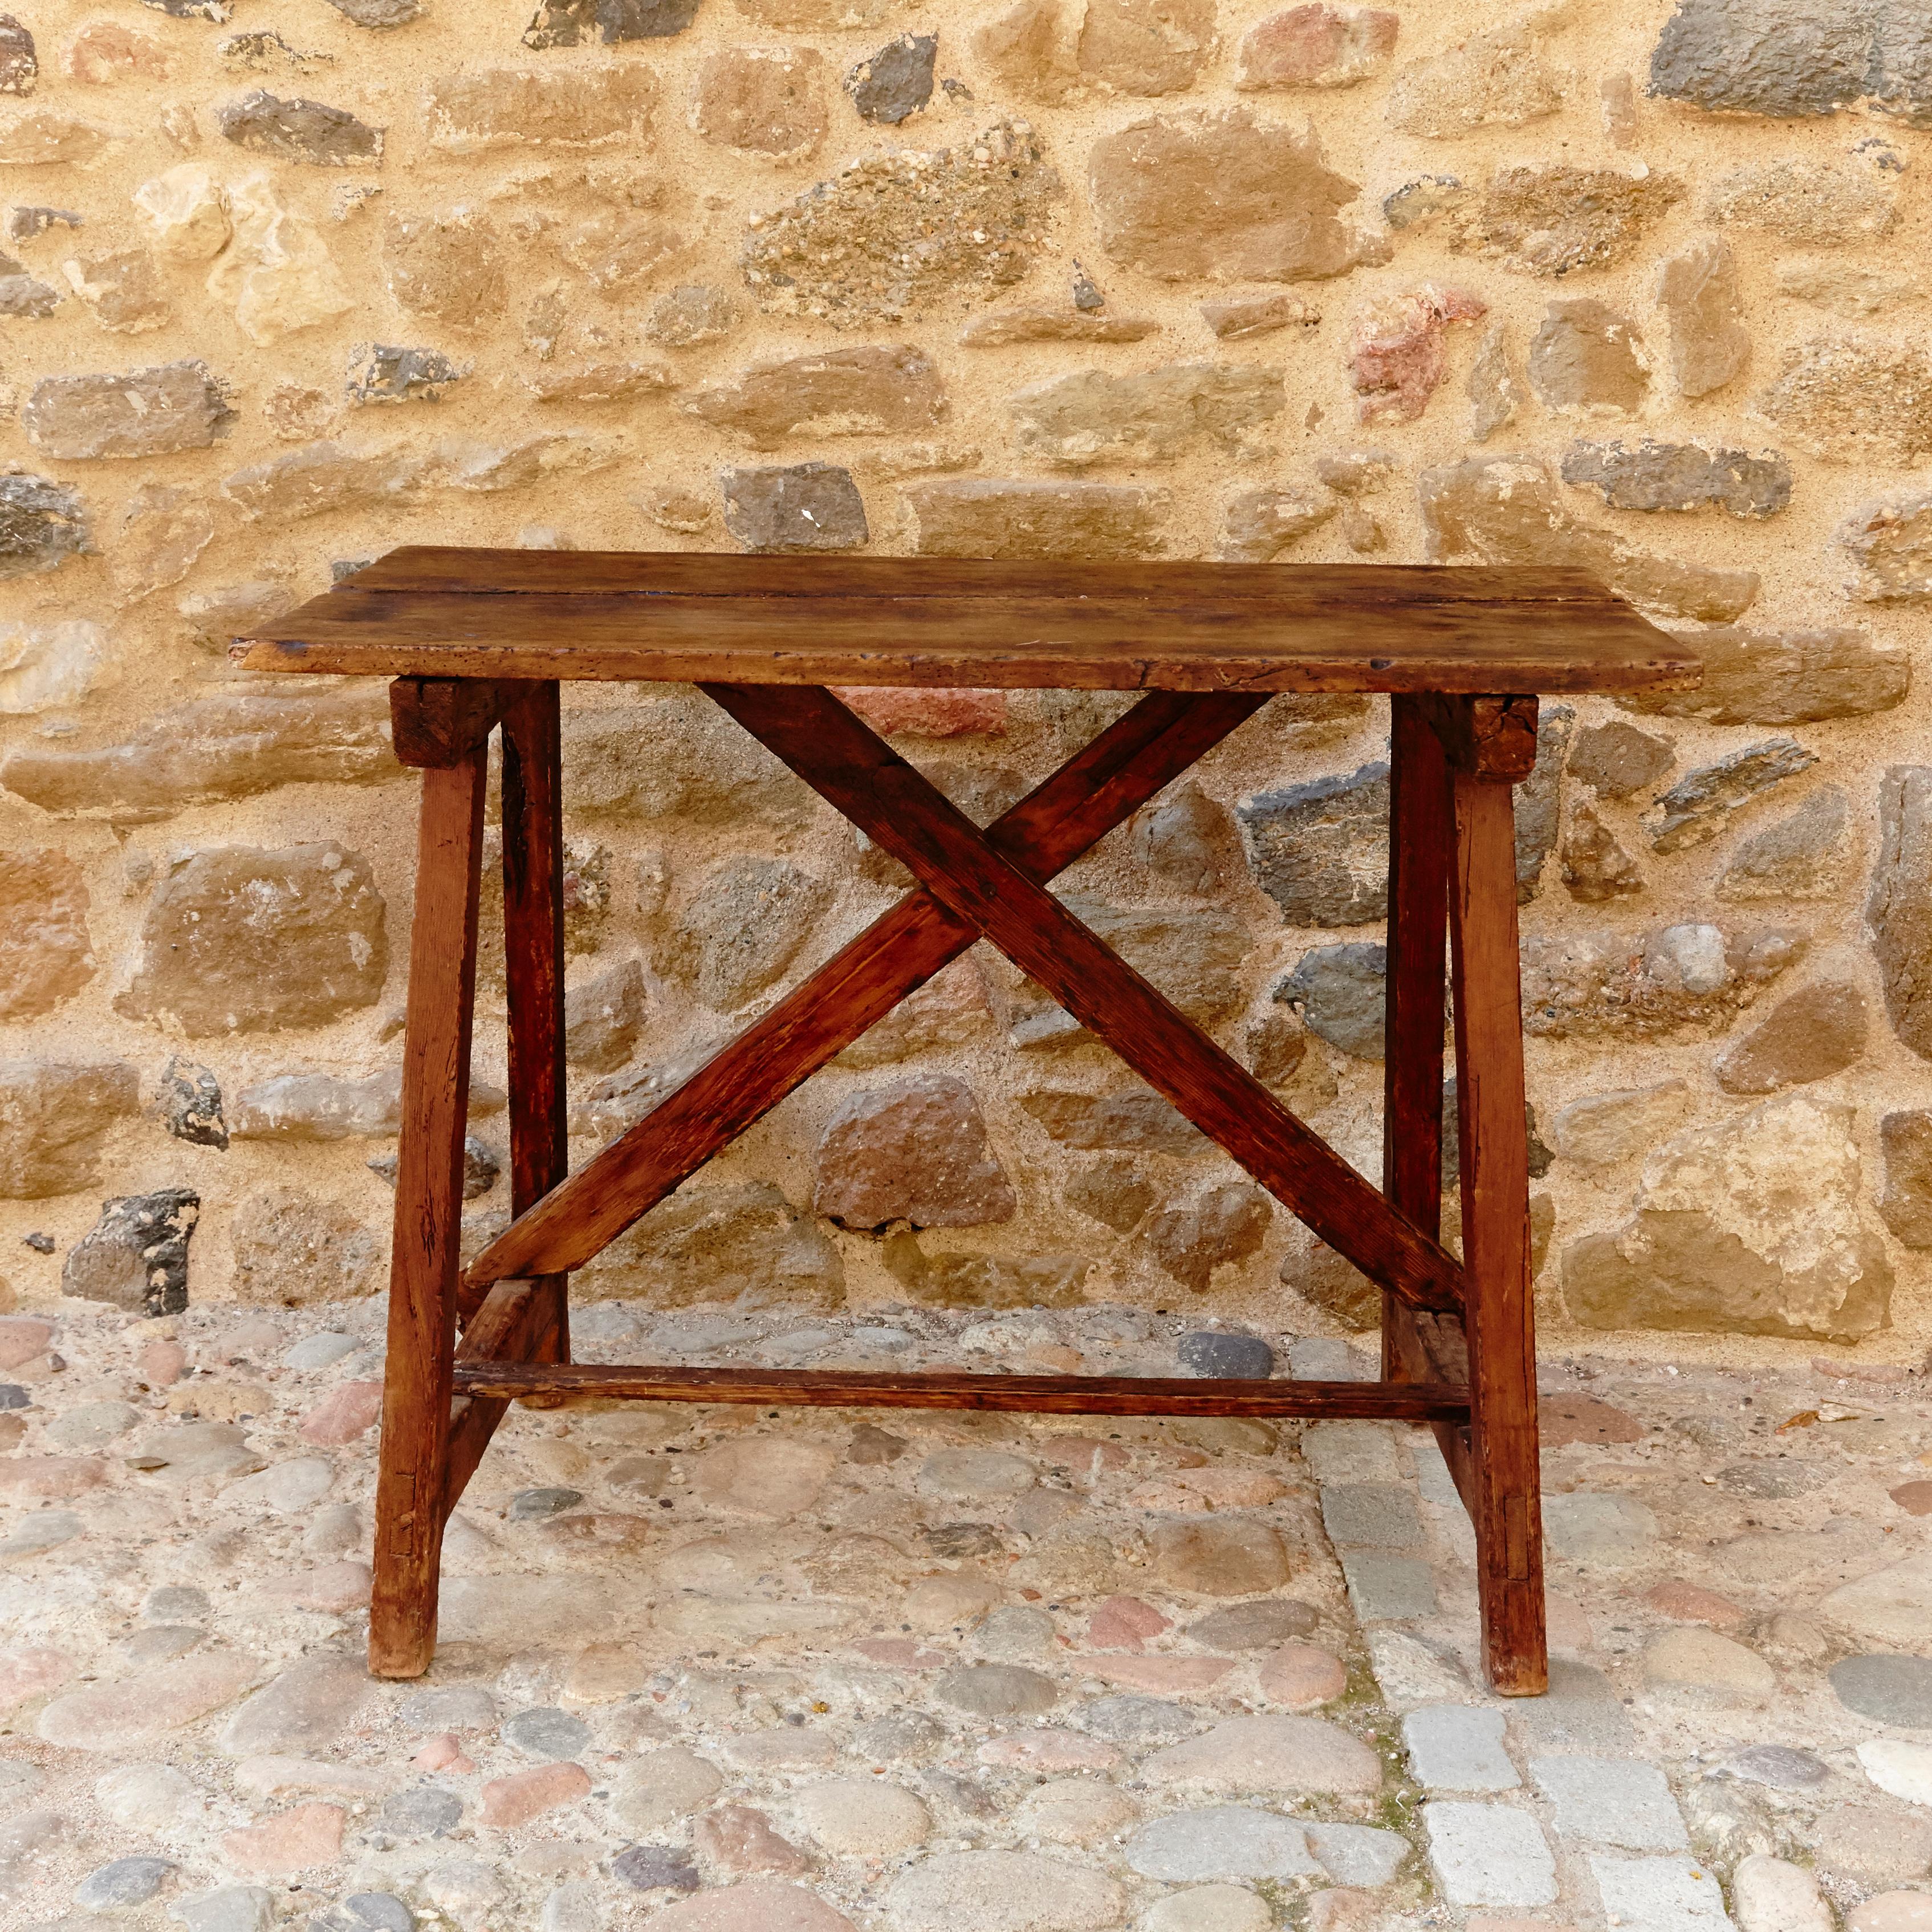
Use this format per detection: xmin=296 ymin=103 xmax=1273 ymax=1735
xmin=721 ymin=463 xmax=868 ymax=552
xmin=113 ymin=483 xmax=215 ymax=604
xmin=1 ymin=686 xmax=399 ymax=824
xmin=22 ymin=361 xmax=232 ymax=459
xmin=1706 ymin=157 xmax=1897 ymax=247
xmin=216 ymin=91 xmax=385 ymax=166
xmin=1088 ymin=109 xmax=1370 ymax=282
xmin=383 ymin=208 xmax=509 ymax=327
xmin=577 ymin=1181 xmax=844 ymax=1308
xmin=1385 ymin=14 xmax=1565 ymax=135
xmin=1561 ymin=1093 xmax=1892 ymax=1342
xmin=0 ymin=473 xmax=88 ymax=577
xmin=1062 ymin=898 xmax=1253 ymax=1028
xmin=116 ymin=845 xmax=388 ymax=1037
xmin=222 ymin=441 xmax=425 ymax=524
xmin=1419 ymin=455 xmax=1758 ymax=624
xmin=524 ymin=0 xmax=701 ymax=45
xmin=1650 ymin=0 xmax=1932 ymax=129
xmin=1754 ymin=336 xmax=1932 ymax=465
xmin=230 ymin=1189 xmax=381 ymax=1305
xmin=1522 ymin=922 xmax=1805 ymax=1041
xmin=1870 ymin=767 xmax=1932 ymax=1061
xmin=1236 ymin=4 xmax=1398 ymax=91
xmin=1713 ymin=978 xmax=1868 ymax=1094
xmin=1654 ymin=237 xmax=1749 ymax=400
xmin=422 ymin=64 xmax=656 ymax=151
xmin=1514 ymin=705 xmax=1571 ymax=904
xmin=1718 ymin=789 xmax=1849 ymax=902
xmin=690 ymin=46 xmax=827 ymax=154
xmin=62 ymin=1188 xmax=198 ymax=1316
xmin=0 ymin=850 xmax=93 ymax=1018
xmin=656 ymin=856 xmax=832 ymax=1012
xmin=905 ymin=479 xmax=1166 ymax=559
xmin=1238 ymin=763 xmax=1388 ymax=926
xmin=1879 ymin=1110 xmax=1932 ymax=1249
xmin=0 ymin=1060 xmax=137 ymax=1198
xmin=1274 ymin=942 xmax=1386 ymax=1057
xmin=1641 ymin=739 xmax=1815 ymax=853
xmin=1077 ymin=0 xmax=1217 ymax=94
xmin=1560 ymin=441 xmax=1790 ymax=518
xmin=1008 ymin=363 xmax=1284 ymax=465
xmin=835 ymin=956 xmax=996 ymax=1069
xmin=1838 ymin=491 xmax=1932 ymax=603
xmin=1619 ymin=628 xmax=1906 ymax=725
xmin=814 ymin=1075 xmax=1016 ymax=1229
xmin=1445 ymin=166 xmax=1682 ymax=276
xmin=681 ymin=347 xmax=944 ymax=449
xmin=1019 ymin=1085 xmax=1208 ymax=1155
xmin=1146 ymin=1182 xmax=1272 ymax=1292
xmin=741 ymin=122 xmax=1060 ymax=326
xmin=1527 ymin=300 xmax=1648 ymax=415
xmin=0 ymin=618 xmax=117 ymax=714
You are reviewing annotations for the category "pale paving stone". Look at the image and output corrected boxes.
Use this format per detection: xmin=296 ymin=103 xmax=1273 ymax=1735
xmin=219 ymin=1652 xmax=372 ymax=1757
xmin=1141 ymin=1888 xmax=1271 ymax=1932
xmin=1340 ymin=1551 xmax=1437 ymax=1620
xmin=1858 ymin=1740 xmax=1932 ymax=1807
xmin=1530 ymin=1756 xmax=1689 ymax=1850
xmin=884 ymin=1851 xmax=1127 ymax=1931
xmin=1123 ymin=1805 xmax=1319 ymax=1880
xmin=1402 ymin=1706 xmax=1519 ymax=1791
xmin=646 ymin=1881 xmax=859 ymax=1929
xmin=1732 ymin=1854 xmax=1833 ymax=1932
xmin=1423 ymin=1803 xmax=1558 ymax=1908
xmin=1142 ymin=1716 xmax=1381 ymax=1794
xmin=38 ymin=1652 xmax=261 ymax=1750
xmin=1305 ymin=1823 xmax=1410 ymax=1886
xmin=1589 ymin=1854 xmax=1736 ymax=1932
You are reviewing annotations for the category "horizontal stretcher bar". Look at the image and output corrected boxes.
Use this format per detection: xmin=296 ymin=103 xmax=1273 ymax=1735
xmin=448 ymin=1362 xmax=1472 ymax=1421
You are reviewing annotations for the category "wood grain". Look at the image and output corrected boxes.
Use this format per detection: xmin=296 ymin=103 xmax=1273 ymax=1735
xmin=369 ymin=747 xmax=487 ymax=1681
xmin=1413 ymin=692 xmax=1541 ymax=780
xmin=388 ymin=677 xmax=505 ymax=768
xmin=462 ymin=689 xmax=1268 ymax=1301
xmin=1450 ymin=756 xmax=1548 ymax=1697
xmin=444 ymin=1276 xmax=559 ymax=1514
xmin=706 ymin=682 xmax=1465 ymax=1314
xmin=449 ymin=1361 xmax=1472 ymax=1421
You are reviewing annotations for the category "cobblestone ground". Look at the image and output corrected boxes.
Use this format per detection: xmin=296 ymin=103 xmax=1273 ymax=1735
xmin=4 ymin=1299 xmax=1931 ymax=1932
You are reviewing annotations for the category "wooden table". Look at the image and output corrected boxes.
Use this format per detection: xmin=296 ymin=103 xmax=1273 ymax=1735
xmin=243 ymin=550 xmax=1698 ymax=1693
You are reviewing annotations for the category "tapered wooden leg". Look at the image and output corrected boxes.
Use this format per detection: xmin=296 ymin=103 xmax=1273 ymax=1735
xmin=369 ymin=743 xmax=488 ymax=1679
xmin=1449 ymin=764 xmax=1547 ymax=1697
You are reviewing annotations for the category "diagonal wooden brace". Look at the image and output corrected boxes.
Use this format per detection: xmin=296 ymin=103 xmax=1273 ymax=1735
xmin=462 ymin=688 xmax=1270 ymax=1307
xmin=705 ymin=683 xmax=1465 ymax=1316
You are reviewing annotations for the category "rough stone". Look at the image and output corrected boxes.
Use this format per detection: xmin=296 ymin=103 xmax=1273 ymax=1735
xmin=1144 ymin=1715 xmax=1381 ymax=1794
xmin=1709 ymin=157 xmax=1897 ymax=246
xmin=692 ymin=47 xmax=827 ymax=156
xmin=1349 ymin=283 xmax=1485 ymax=424
xmin=1525 ymin=921 xmax=1805 ymax=1042
xmin=905 ymin=478 xmax=1165 ymax=559
xmin=1236 ymin=5 xmax=1398 ymax=90
xmin=1563 ymin=441 xmax=1788 ymax=518
xmin=1839 ymin=490 xmax=1932 ymax=604
xmin=1010 ymin=363 xmax=1283 ymax=465
xmin=1424 ymin=1803 xmax=1557 ymax=1908
xmin=1551 ymin=1081 xmax=1690 ymax=1169
xmin=1714 ymin=978 xmax=1867 ymax=1093
xmin=1655 ymin=237 xmax=1750 ymax=398
xmin=62 ymin=247 xmax=170 ymax=332
xmin=1530 ymin=302 xmax=1649 ymax=415
xmin=22 ymin=361 xmax=231 ymax=461
xmin=0 ymin=473 xmax=89 ymax=577
xmin=1561 ymin=1092 xmax=1892 ymax=1341
xmin=424 ymin=64 xmax=656 ymax=151
xmin=658 ymin=856 xmax=829 ymax=1011
xmin=344 ymin=344 xmax=464 ymax=406
xmin=1643 ymin=739 xmax=1815 ymax=852
xmin=1178 ymin=1329 xmax=1272 ymax=1378
xmin=1869 ymin=768 xmax=1932 ymax=1059
xmin=230 ymin=1190 xmax=380 ymax=1306
xmin=1020 ymin=1086 xmax=1203 ymax=1156
xmin=1445 ymin=166 xmax=1683 ymax=276
xmin=1126 ymin=1805 xmax=1318 ymax=1880
xmin=1732 ymin=1856 xmax=1834 ymax=1932
xmin=815 ymin=1075 xmax=1014 ymax=1229
xmin=1153 ymin=1518 xmax=1292 ymax=1596
xmin=383 ymin=208 xmax=508 ymax=326
xmin=1832 ymin=1654 xmax=1932 ymax=1726
xmin=1144 ymin=1185 xmax=1271 ymax=1293
xmin=523 ymin=0 xmax=699 ymax=43
xmin=1756 ymin=336 xmax=1932 ymax=465
xmin=580 ymin=1182 xmax=842 ymax=1308
xmin=885 ymin=1853 xmax=1124 ymax=1932
xmin=1217 ymin=484 xmax=1336 ymax=563
xmin=1275 ymin=944 xmax=1387 ymax=1058
xmin=0 ymin=850 xmax=91 ymax=1020
xmin=847 ymin=34 xmax=935 ymax=122
xmin=217 ymin=91 xmax=382 ymax=164
xmin=1238 ymin=762 xmax=1387 ymax=927
xmin=1561 ymin=804 xmax=1644 ymax=904
xmin=1386 ymin=15 xmax=1566 ymax=135
xmin=1880 ymin=1110 xmax=1932 ymax=1248
xmin=0 ymin=12 xmax=31 ymax=92
xmin=1626 ymin=628 xmax=1906 ymax=725
xmin=938 ymin=1663 xmax=1058 ymax=1717
xmin=0 ymin=1059 xmax=138 ymax=1198
xmin=62 ymin=1189 xmax=198 ymax=1316
xmin=722 ymin=463 xmax=867 ymax=552
xmin=961 ymin=308 xmax=1160 ymax=345
xmin=686 ymin=347 xmax=943 ymax=449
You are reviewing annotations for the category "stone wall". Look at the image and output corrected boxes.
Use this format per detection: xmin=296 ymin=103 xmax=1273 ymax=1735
xmin=1 ymin=0 xmax=1930 ymax=1369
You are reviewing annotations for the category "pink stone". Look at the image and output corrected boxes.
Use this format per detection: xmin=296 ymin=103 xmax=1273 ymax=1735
xmin=832 ymin=687 xmax=1008 ymax=739
xmin=977 ymin=1729 xmax=1120 ymax=1772
xmin=260 ymin=1561 xmax=372 ymax=1613
xmin=479 ymin=1760 xmax=593 ymax=1828
xmin=1892 ymin=1480 xmax=1932 ymax=1517
xmin=1258 ymin=1642 xmax=1348 ymax=1709
xmin=1644 ymin=1580 xmax=1746 ymax=1628
xmin=1086 ymin=1595 xmax=1170 ymax=1651
xmin=1237 ymin=3 xmax=1398 ymax=89
xmin=851 ymin=1639 xmax=946 ymax=1669
xmin=1469 ymin=1922 xmax=1583 ymax=1932
xmin=1311 ymin=1891 xmax=1384 ymax=1932
xmin=0 ymin=1454 xmax=108 ymax=1499
xmin=299 ymin=1379 xmax=382 ymax=1446
xmin=221 ymin=1801 xmax=345 ymax=1874
xmin=642 ymin=1880 xmax=857 ymax=1930
xmin=1080 ymin=1655 xmax=1234 ymax=1695
xmin=1852 ymin=1894 xmax=1932 ymax=1932
xmin=0 ymin=1317 xmax=54 ymax=1370
xmin=37 ymin=1652 xmax=262 ymax=1751
xmin=0 ymin=1645 xmax=72 ymax=1714
xmin=1349 ymin=283 xmax=1487 ymax=424
xmin=1813 ymin=1357 xmax=1909 ymax=1385
xmin=413 ymin=1733 xmax=473 ymax=1773
xmin=694 ymin=1803 xmax=813 ymax=1876
xmin=812 ymin=1075 xmax=1015 ymax=1231
xmin=140 ymin=1338 xmax=189 ymax=1386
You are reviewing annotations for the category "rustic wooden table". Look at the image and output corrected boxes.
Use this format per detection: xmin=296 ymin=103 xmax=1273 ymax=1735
xmin=244 ymin=550 xmax=1698 ymax=1695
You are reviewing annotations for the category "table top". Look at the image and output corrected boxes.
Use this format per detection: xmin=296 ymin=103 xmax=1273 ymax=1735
xmin=239 ymin=548 xmax=1701 ymax=695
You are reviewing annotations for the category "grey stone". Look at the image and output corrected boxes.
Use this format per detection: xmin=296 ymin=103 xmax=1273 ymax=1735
xmin=219 ymin=1653 xmax=372 ymax=1758
xmin=145 ymin=1584 xmax=210 ymax=1624
xmin=62 ymin=1189 xmax=199 ymax=1316
xmin=1074 ymin=1695 xmax=1198 ymax=1747
xmin=1621 ymin=627 xmax=1907 ymax=725
xmin=1403 ymin=1706 xmax=1519 ymax=1792
xmin=507 ymin=1488 xmax=584 ymax=1522
xmin=1643 ymin=739 xmax=1815 ymax=852
xmin=0 ymin=473 xmax=88 ymax=577
xmin=1322 ymin=1484 xmax=1424 ymax=1551
xmin=375 ymin=1787 xmax=460 ymax=1839
xmin=1508 ymin=1663 xmax=1637 ymax=1754
xmin=1124 ymin=1805 xmax=1318 ymax=1881
xmin=0 ymin=1381 xmax=27 ymax=1409
xmin=1524 ymin=922 xmax=1805 ymax=1042
xmin=1871 ymin=767 xmax=1932 ymax=1058
xmin=1514 ymin=705 xmax=1572 ymax=902
xmin=1424 ymin=1801 xmax=1558 ymax=1907
xmin=848 ymin=33 xmax=937 ymax=123
xmin=579 ymin=1179 xmax=842 ymax=1309
xmin=310 ymin=1896 xmax=416 ymax=1932
xmin=1588 ymin=1854 xmax=1732 ymax=1932
xmin=1186 ymin=1600 xmax=1317 ymax=1649
xmin=1569 ymin=724 xmax=1674 ymax=800
xmin=46 ymin=1400 xmax=139 ymax=1450
xmin=1543 ymin=1491 xmax=1657 ymax=1564
xmin=1716 ymin=1459 xmax=1822 ymax=1499
xmin=5 ymin=206 xmax=79 ymax=240
xmin=1831 ymin=1653 xmax=1932 ymax=1725
xmin=1720 ymin=788 xmax=1848 ymax=901
xmin=0 ymin=13 xmax=32 ymax=93
xmin=504 ymin=1706 xmax=591 ymax=1758
xmin=563 ymin=958 xmax=645 ymax=1073
xmin=611 ymin=1844 xmax=699 ymax=1892
xmin=658 ymin=856 xmax=830 ymax=1012
xmin=399 ymin=1685 xmax=496 ymax=1732
xmin=523 ymin=0 xmax=700 ymax=44
xmin=1531 ymin=1757 xmax=1687 ymax=1850
xmin=1238 ymin=762 xmax=1388 ymax=926
xmin=1135 ymin=783 xmax=1234 ymax=894
xmin=1384 ymin=174 xmax=1467 ymax=229
xmin=1306 ymin=1822 xmax=1410 ymax=1886
xmin=345 ymin=345 xmax=465 ymax=405
xmin=853 ymin=1710 xmax=947 ymax=1760
xmin=1341 ymin=1553 xmax=1436 ymax=1620
xmin=153 ymin=1060 xmax=226 ymax=1150
xmin=1562 ymin=440 xmax=1791 ymax=517
xmin=0 ymin=266 xmax=60 ymax=317
xmin=173 ymin=1888 xmax=278 ymax=1932
xmin=1177 ymin=1331 xmax=1272 ymax=1378
xmin=76 ymin=1856 xmax=174 ymax=1909
xmin=22 ymin=363 xmax=233 ymax=461
xmin=1020 ymin=1086 xmax=1207 ymax=1156
xmin=1145 ymin=1183 xmax=1271 ymax=1292
xmin=1275 ymin=944 xmax=1387 ymax=1059
xmin=1727 ymin=1744 xmax=1827 ymax=1789
xmin=721 ymin=463 xmax=867 ymax=553
xmin=938 ymin=1664 xmax=1058 ymax=1717
xmin=215 ymin=91 xmax=384 ymax=164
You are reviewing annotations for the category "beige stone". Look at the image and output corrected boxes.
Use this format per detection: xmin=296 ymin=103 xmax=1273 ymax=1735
xmin=1446 ymin=165 xmax=1682 ymax=276
xmin=1008 ymin=362 xmax=1282 ymax=465
xmin=208 ymin=172 xmax=352 ymax=347
xmin=0 ymin=1060 xmax=138 ymax=1198
xmin=1707 ymin=157 xmax=1897 ymax=247
xmin=111 ymin=485 xmax=216 ymax=605
xmin=1619 ymin=627 xmax=1906 ymax=725
xmin=682 ymin=345 xmax=945 ymax=448
xmin=424 ymin=64 xmax=655 ymax=152
xmin=1237 ymin=5 xmax=1397 ymax=90
xmin=905 ymin=478 xmax=1166 ymax=558
xmin=1840 ymin=491 xmax=1932 ymax=603
xmin=690 ymin=47 xmax=826 ymax=156
xmin=1551 ymin=1081 xmax=1692 ymax=1170
xmin=579 ymin=1182 xmax=843 ymax=1308
xmin=1523 ymin=922 xmax=1805 ymax=1042
xmin=1088 ymin=109 xmax=1368 ymax=282
xmin=1219 ymin=483 xmax=1336 ymax=562
xmin=734 ymin=0 xmax=890 ymax=23
xmin=116 ymin=844 xmax=388 ymax=1037
xmin=1755 ymin=336 xmax=1932 ymax=465
xmin=0 ymin=620 xmax=120 ymax=714
xmin=960 ymin=308 xmax=1158 ymax=345
xmin=222 ymin=440 xmax=424 ymax=524
xmin=1385 ymin=14 xmax=1565 ymax=135
xmin=1559 ymin=802 xmax=1643 ymax=904
xmin=383 ymin=207 xmax=509 ymax=326
xmin=133 ymin=163 xmax=229 ymax=263
xmin=0 ymin=110 xmax=116 ymax=166
xmin=1656 ymin=237 xmax=1748 ymax=399
xmin=969 ymin=0 xmax=1081 ymax=104
xmin=230 ymin=1189 xmax=381 ymax=1305
xmin=0 ymin=851 xmax=93 ymax=1019
xmin=1714 ymin=978 xmax=1868 ymax=1095
xmin=1526 ymin=300 xmax=1648 ymax=414
xmin=67 ymin=22 xmax=172 ymax=84
xmin=1077 ymin=0 xmax=1217 ymax=95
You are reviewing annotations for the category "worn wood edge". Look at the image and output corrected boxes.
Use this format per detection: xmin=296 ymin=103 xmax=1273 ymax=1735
xmin=389 ymin=677 xmax=506 ymax=768
xmin=1412 ymin=693 xmax=1542 ymax=781
xmin=447 ymin=1362 xmax=1473 ymax=1420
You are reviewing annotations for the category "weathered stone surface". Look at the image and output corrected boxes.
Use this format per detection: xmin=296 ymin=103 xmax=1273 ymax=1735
xmin=1153 ymin=1518 xmax=1291 ymax=1596
xmin=1707 ymin=158 xmax=1897 ymax=246
xmin=524 ymin=0 xmax=699 ymax=45
xmin=848 ymin=32 xmax=936 ymax=121
xmin=582 ymin=1182 xmax=843 ymax=1308
xmin=217 ymin=91 xmax=383 ymax=164
xmin=345 ymin=344 xmax=465 ymax=405
xmin=1217 ymin=485 xmax=1336 ymax=563
xmin=1446 ymin=166 xmax=1682 ymax=276
xmin=1561 ymin=1092 xmax=1892 ymax=1340
xmin=886 ymin=1853 xmax=1124 ymax=1932
xmin=383 ymin=208 xmax=508 ymax=324
xmin=1563 ymin=440 xmax=1787 ymax=518
xmin=722 ymin=463 xmax=868 ymax=552
xmin=0 ymin=261 xmax=59 ymax=316
xmin=564 ymin=957 xmax=645 ymax=1073
xmin=133 ymin=163 xmax=229 ymax=264
xmin=1642 ymin=739 xmax=1814 ymax=853
xmin=1561 ymin=804 xmax=1644 ymax=904
xmin=1720 ymin=789 xmax=1848 ymax=902
xmin=0 ymin=849 xmax=92 ymax=1018
xmin=0 ymin=13 xmax=32 ymax=93
xmin=1024 ymin=900 xmax=1251 ymax=1032
xmin=905 ymin=478 xmax=1165 ymax=558
xmin=1134 ymin=783 xmax=1235 ymax=894
xmin=1570 ymin=722 xmax=1675 ymax=799
xmin=815 ymin=1075 xmax=1015 ymax=1229
xmin=1880 ymin=1110 xmax=1932 ymax=1249
xmin=0 ymin=473 xmax=88 ymax=577
xmin=692 ymin=47 xmax=827 ymax=156
xmin=1775 ymin=255 xmax=1922 ymax=317
xmin=1350 ymin=283 xmax=1484 ymax=423
xmin=117 ymin=845 xmax=387 ymax=1037
xmin=1238 ymin=763 xmax=1388 ymax=926
xmin=1022 ymin=1086 xmax=1207 ymax=1156
xmin=961 ymin=308 xmax=1158 ymax=345
xmin=1551 ymin=1080 xmax=1691 ymax=1169
xmin=1755 ymin=336 xmax=1932 ymax=465
xmin=685 ymin=347 xmax=943 ymax=449
xmin=22 ymin=361 xmax=231 ymax=460
xmin=1236 ymin=5 xmax=1397 ymax=90
xmin=153 ymin=1058 xmax=226 ymax=1149
xmin=1839 ymin=490 xmax=1932 ymax=603
xmin=1870 ymin=767 xmax=1932 ymax=1061
xmin=2 ymin=687 xmax=398 ymax=824
xmin=0 ymin=1059 xmax=137 ymax=1197
xmin=1144 ymin=1715 xmax=1380 ymax=1793
xmin=1089 ymin=109 xmax=1369 ymax=282
xmin=62 ymin=1188 xmax=198 ymax=1315
xmin=1145 ymin=1183 xmax=1272 ymax=1291
xmin=222 ymin=441 xmax=422 ymax=524
xmin=1073 ymin=0 xmax=1214 ymax=94
xmin=1421 ymin=455 xmax=1758 ymax=623
xmin=1522 ymin=922 xmax=1804 ymax=1040
xmin=657 ymin=856 xmax=830 ymax=1010
xmin=742 ymin=122 xmax=1058 ymax=325
xmin=1009 ymin=362 xmax=1283 ymax=465
xmin=1529 ymin=300 xmax=1648 ymax=416
xmin=1275 ymin=943 xmax=1386 ymax=1057
xmin=1715 ymin=978 xmax=1868 ymax=1093
xmin=1654 ymin=235 xmax=1749 ymax=399
xmin=1622 ymin=627 xmax=1905 ymax=725
xmin=1386 ymin=14 xmax=1565 ymax=136
xmin=38 ymin=1654 xmax=261 ymax=1752
xmin=231 ymin=1189 xmax=381 ymax=1305
xmin=424 ymin=65 xmax=655 ymax=151
xmin=231 ymin=1068 xmax=415 ymax=1141
xmin=564 ymin=692 xmax=813 ymax=829
xmin=109 ymin=482 xmax=215 ymax=604
xmin=1200 ymin=291 xmax=1321 ymax=340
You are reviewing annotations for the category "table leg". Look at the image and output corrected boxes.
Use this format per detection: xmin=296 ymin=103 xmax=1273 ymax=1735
xmin=1449 ymin=766 xmax=1548 ymax=1697
xmin=370 ymin=742 xmax=488 ymax=1679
